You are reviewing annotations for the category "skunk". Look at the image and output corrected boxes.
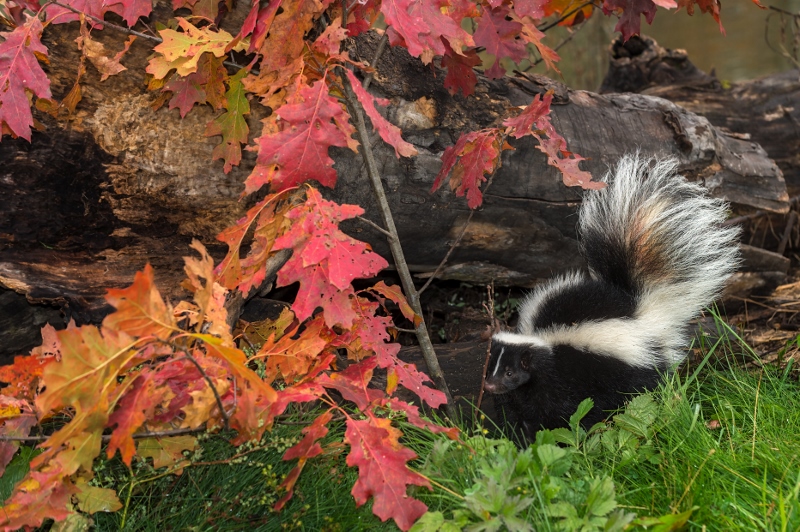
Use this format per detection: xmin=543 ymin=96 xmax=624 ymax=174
xmin=484 ymin=155 xmax=740 ymax=440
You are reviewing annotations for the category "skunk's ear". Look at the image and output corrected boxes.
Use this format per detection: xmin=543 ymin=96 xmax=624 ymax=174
xmin=520 ymin=349 xmax=532 ymax=371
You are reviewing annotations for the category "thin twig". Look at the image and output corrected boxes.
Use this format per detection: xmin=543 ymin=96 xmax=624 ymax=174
xmin=340 ymin=66 xmax=456 ymax=417
xmin=362 ymin=33 xmax=388 ymax=91
xmin=0 ymin=427 xmax=204 ymax=443
xmin=475 ymin=282 xmax=496 ymax=416
xmin=356 ymin=215 xmax=395 ymax=239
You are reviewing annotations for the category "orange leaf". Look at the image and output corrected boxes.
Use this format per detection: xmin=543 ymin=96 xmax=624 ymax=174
xmin=103 ymin=264 xmax=177 ymax=340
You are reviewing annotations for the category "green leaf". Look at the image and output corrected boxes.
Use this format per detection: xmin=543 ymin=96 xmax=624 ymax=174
xmin=584 ymin=476 xmax=616 ymax=517
xmin=0 ymin=446 xmax=40 ymax=502
xmin=569 ymin=398 xmax=595 ymax=427
xmin=410 ymin=511 xmax=445 ymax=531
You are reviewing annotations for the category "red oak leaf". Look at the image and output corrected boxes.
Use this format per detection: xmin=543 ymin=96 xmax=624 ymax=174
xmin=379 ymin=345 xmax=446 ymax=408
xmin=345 ymin=69 xmax=417 ymax=158
xmin=106 ymin=370 xmax=167 ymax=465
xmin=382 ymin=0 xmax=474 ymax=64
xmin=602 ymin=0 xmax=673 ymax=41
xmin=317 ymin=357 xmax=383 ymax=410
xmin=442 ymin=44 xmax=481 ymax=96
xmin=473 ymin=5 xmax=527 ymax=79
xmin=346 ymin=0 xmax=381 ymax=36
xmin=273 ymin=188 xmax=388 ymax=326
xmin=0 ymin=466 xmax=78 ymax=530
xmin=275 ymin=409 xmax=333 ymax=510
xmin=676 ymin=0 xmax=753 ymax=33
xmin=0 ymin=16 xmax=51 ymax=141
xmin=255 ymin=0 xmax=328 ymax=69
xmin=345 ymin=416 xmax=430 ymax=530
xmin=515 ymin=14 xmax=560 ymax=73
xmin=431 ymin=129 xmax=505 ymax=208
xmin=245 ymin=79 xmax=358 ymax=194
xmin=103 ymin=264 xmax=177 ymax=340
xmin=502 ymin=91 xmax=553 ymax=139
xmin=503 ymin=93 xmax=601 ymax=189
xmin=368 ymin=281 xmax=420 ymax=327
xmin=183 ymin=240 xmax=232 ymax=343
xmin=165 ymin=53 xmax=227 ymax=117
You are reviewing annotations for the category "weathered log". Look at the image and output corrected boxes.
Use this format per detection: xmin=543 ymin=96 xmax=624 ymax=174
xmin=0 ymin=18 xmax=789 ymax=361
xmin=601 ymin=34 xmax=800 ymax=196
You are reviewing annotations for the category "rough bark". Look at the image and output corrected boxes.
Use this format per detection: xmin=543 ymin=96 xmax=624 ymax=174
xmin=0 ymin=20 xmax=791 ymax=360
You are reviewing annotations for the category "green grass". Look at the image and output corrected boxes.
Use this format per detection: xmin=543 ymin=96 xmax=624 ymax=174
xmin=12 ymin=321 xmax=800 ymax=531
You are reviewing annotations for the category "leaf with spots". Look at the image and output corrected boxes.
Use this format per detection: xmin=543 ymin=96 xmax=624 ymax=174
xmin=345 ymin=416 xmax=430 ymax=530
xmin=0 ymin=16 xmax=51 ymax=141
xmin=245 ymin=78 xmax=358 ymax=194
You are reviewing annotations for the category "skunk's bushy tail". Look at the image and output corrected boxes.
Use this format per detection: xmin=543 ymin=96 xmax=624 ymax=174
xmin=578 ymin=155 xmax=740 ymax=358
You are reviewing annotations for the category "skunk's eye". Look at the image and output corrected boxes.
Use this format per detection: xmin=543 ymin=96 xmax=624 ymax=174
xmin=505 ymin=371 xmax=513 ymax=377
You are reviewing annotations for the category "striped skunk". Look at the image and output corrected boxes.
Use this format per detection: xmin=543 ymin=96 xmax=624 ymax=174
xmin=484 ymin=155 xmax=740 ymax=440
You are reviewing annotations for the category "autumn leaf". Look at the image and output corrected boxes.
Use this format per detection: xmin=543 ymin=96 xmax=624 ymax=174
xmin=0 ymin=467 xmax=78 ymax=530
xmin=74 ymin=478 xmax=123 ymax=514
xmin=245 ymin=78 xmax=358 ymax=194
xmin=275 ymin=409 xmax=333 ymax=510
xmin=0 ymin=16 xmax=52 ymax=140
xmin=103 ymin=264 xmax=177 ymax=340
xmin=345 ymin=416 xmax=430 ymax=531
xmin=255 ymin=316 xmax=333 ymax=383
xmin=205 ymin=69 xmax=250 ymax=173
xmin=75 ymin=20 xmax=133 ymax=81
xmin=431 ymin=129 xmax=505 ymax=208
xmin=442 ymin=43 xmax=481 ymax=97
xmin=473 ymin=4 xmax=528 ymax=78
xmin=138 ymin=435 xmax=197 ymax=469
xmin=503 ymin=93 xmax=601 ymax=189
xmin=381 ymin=0 xmax=474 ymax=64
xmin=147 ymin=18 xmax=247 ymax=79
xmin=385 ymin=398 xmax=459 ymax=440
xmin=45 ymin=0 xmax=153 ymax=27
xmin=369 ymin=280 xmax=420 ymax=327
xmin=165 ymin=53 xmax=227 ymax=117
xmin=0 ymin=353 xmax=52 ymax=401
xmin=105 ymin=370 xmax=169 ymax=465
xmin=182 ymin=240 xmax=232 ymax=343
xmin=317 ymin=357 xmax=384 ymax=410
xmin=273 ymin=188 xmax=388 ymax=327
xmin=543 ymin=0 xmax=596 ymax=25
xmin=602 ymin=0 xmax=676 ymax=41
xmin=254 ymin=0 xmax=328 ymax=68
xmin=515 ymin=14 xmax=561 ymax=73
xmin=345 ymin=69 xmax=417 ymax=158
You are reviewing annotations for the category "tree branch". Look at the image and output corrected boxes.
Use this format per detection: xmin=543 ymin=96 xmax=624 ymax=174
xmin=340 ymin=68 xmax=456 ymax=418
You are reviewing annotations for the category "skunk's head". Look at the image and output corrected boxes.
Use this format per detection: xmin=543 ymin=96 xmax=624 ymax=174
xmin=484 ymin=334 xmax=550 ymax=394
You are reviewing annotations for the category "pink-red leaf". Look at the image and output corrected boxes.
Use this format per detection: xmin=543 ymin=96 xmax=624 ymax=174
xmin=0 ymin=17 xmax=51 ymax=141
xmin=273 ymin=188 xmax=388 ymax=327
xmin=245 ymin=79 xmax=357 ymax=194
xmin=442 ymin=44 xmax=481 ymax=97
xmin=431 ymin=129 xmax=504 ymax=208
xmin=345 ymin=416 xmax=430 ymax=530
xmin=381 ymin=0 xmax=474 ymax=64
xmin=473 ymin=5 xmax=527 ymax=78
xmin=345 ymin=69 xmax=417 ymax=158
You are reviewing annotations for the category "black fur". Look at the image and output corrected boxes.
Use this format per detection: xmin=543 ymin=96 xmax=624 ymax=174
xmin=530 ymin=278 xmax=636 ymax=330
xmin=487 ymin=342 xmax=661 ymax=440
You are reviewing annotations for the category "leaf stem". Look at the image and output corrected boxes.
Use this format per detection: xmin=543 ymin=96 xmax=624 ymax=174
xmin=340 ymin=68 xmax=456 ymax=418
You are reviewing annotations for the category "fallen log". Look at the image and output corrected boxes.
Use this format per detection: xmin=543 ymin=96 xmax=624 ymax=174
xmin=0 ymin=22 xmax=789 ymax=360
